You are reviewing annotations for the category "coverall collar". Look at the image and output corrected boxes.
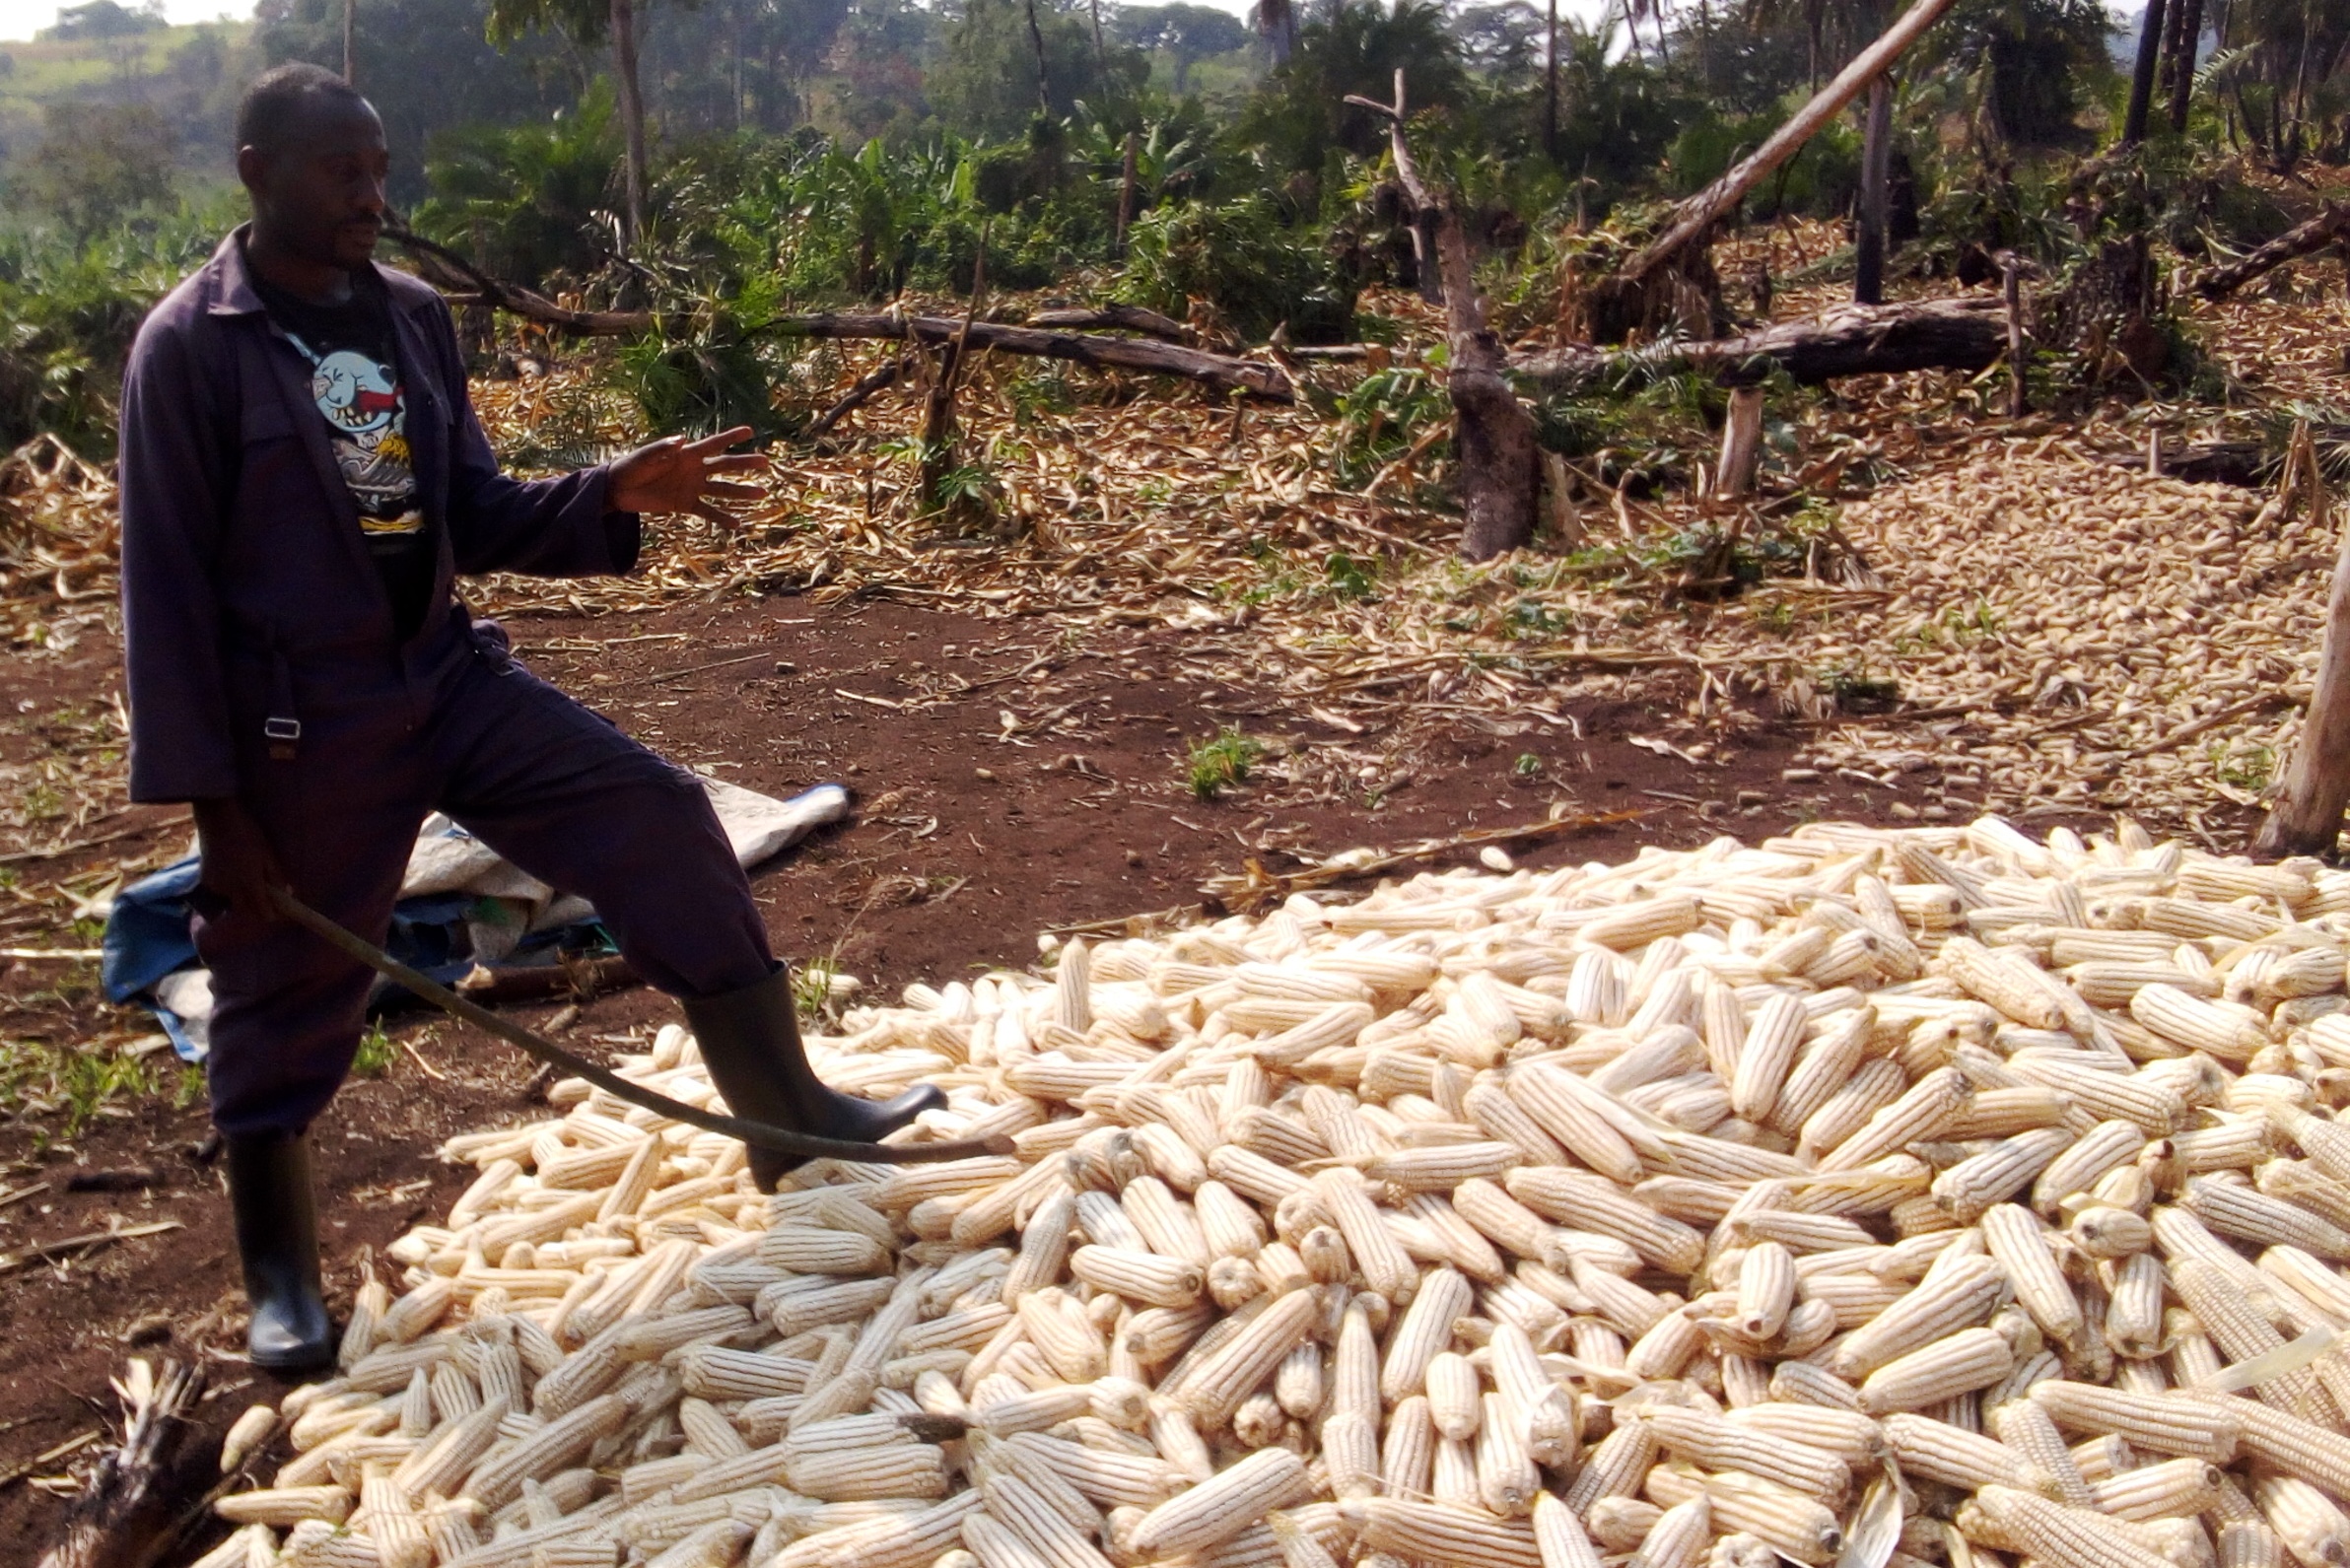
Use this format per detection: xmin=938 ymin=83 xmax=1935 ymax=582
xmin=202 ymin=223 xmax=406 ymax=320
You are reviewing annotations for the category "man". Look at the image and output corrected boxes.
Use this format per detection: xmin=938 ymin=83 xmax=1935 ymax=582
xmin=119 ymin=62 xmax=938 ymax=1372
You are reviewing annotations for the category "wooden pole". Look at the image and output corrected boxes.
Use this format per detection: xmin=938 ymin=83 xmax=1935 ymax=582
xmin=1621 ymin=0 xmax=1958 ymax=286
xmin=341 ymin=0 xmax=355 ymax=83
xmin=1716 ymin=386 xmax=1765 ymax=498
xmin=1545 ymin=0 xmax=1560 ymax=159
xmin=2123 ymin=0 xmax=2169 ymax=146
xmin=1115 ymin=132 xmax=1139 ymax=258
xmin=1024 ymin=0 xmax=1052 ymax=114
xmin=920 ymin=230 xmax=989 ymax=513
xmin=2255 ymin=428 xmax=2348 ymax=856
xmin=2000 ymin=251 xmax=2029 ymax=417
xmin=1855 ymin=75 xmax=1893 ymax=305
xmin=2169 ymin=0 xmax=2204 ymax=130
xmin=610 ymin=0 xmax=648 ymax=245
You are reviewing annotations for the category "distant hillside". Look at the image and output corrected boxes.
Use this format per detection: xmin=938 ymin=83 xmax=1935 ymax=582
xmin=0 ymin=17 xmax=256 ymax=179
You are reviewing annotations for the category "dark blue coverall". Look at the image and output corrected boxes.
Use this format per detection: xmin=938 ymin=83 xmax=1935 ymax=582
xmin=117 ymin=229 xmax=776 ymax=1137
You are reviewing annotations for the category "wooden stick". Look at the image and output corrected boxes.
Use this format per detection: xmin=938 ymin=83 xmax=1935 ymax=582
xmin=2001 ymin=252 xmax=2030 ymax=418
xmin=1716 ymin=386 xmax=1765 ymax=499
xmin=1619 ymin=0 xmax=1959 ymax=286
xmin=1116 ymin=132 xmax=1140 ymax=258
xmin=804 ymin=356 xmax=908 ymax=441
xmin=2117 ymin=690 xmax=2296 ymax=763
xmin=0 ymin=1221 xmax=182 ymax=1277
xmin=0 ymin=818 xmax=184 ymax=867
xmin=1200 ymin=808 xmax=1646 ymax=912
xmin=2256 ymin=425 xmax=2350 ymax=857
xmin=921 ymin=231 xmax=990 ymax=511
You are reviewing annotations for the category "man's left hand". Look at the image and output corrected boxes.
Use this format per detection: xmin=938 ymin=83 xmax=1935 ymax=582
xmin=608 ymin=425 xmax=769 ymax=524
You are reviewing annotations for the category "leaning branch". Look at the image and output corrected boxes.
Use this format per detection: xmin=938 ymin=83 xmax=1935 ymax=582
xmin=1511 ymin=296 xmax=2008 ymax=389
xmin=384 ymin=228 xmax=661 ymax=335
xmin=2192 ymin=204 xmax=2350 ymax=300
xmin=766 ymin=313 xmax=1292 ymax=400
xmin=384 ymin=230 xmax=1289 ymax=400
xmin=1619 ymin=0 xmax=1959 ymax=286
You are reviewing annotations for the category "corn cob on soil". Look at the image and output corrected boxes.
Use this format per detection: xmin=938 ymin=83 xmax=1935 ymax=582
xmin=186 ymin=813 xmax=2350 ymax=1568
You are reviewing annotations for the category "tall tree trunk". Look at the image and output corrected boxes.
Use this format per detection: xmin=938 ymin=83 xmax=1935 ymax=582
xmin=1116 ymin=132 xmax=1139 ymax=257
xmin=342 ymin=0 xmax=355 ymax=82
xmin=1545 ymin=0 xmax=1559 ymax=158
xmin=1089 ymin=0 xmax=1106 ymax=74
xmin=2289 ymin=0 xmax=2316 ymax=157
xmin=1025 ymin=0 xmax=1052 ymax=112
xmin=2123 ymin=0 xmax=2168 ymax=145
xmin=1621 ymin=0 xmax=1957 ymax=287
xmin=611 ymin=0 xmax=648 ymax=245
xmin=1261 ymin=0 xmax=1294 ymax=64
xmin=1855 ymin=75 xmax=1892 ymax=305
xmin=2160 ymin=0 xmax=2189 ymax=101
xmin=2168 ymin=0 xmax=2204 ymax=130
xmin=1348 ymin=71 xmax=1539 ymax=560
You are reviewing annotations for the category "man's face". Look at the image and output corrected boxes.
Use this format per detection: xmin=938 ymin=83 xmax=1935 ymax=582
xmin=239 ymin=96 xmax=389 ymax=271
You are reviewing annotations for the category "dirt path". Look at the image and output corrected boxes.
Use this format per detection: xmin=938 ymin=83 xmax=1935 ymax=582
xmin=0 ymin=585 xmax=2080 ymax=1551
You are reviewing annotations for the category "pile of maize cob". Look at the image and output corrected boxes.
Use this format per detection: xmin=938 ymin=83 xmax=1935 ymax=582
xmin=1798 ymin=454 xmax=2299 ymax=816
xmin=198 ymin=816 xmax=2350 ymax=1568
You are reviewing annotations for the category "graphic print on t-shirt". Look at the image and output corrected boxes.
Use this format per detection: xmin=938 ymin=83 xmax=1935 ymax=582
xmin=290 ymin=334 xmax=422 ymax=540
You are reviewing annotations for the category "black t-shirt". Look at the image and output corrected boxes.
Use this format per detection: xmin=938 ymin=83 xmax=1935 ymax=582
xmin=249 ymin=257 xmax=436 ymax=640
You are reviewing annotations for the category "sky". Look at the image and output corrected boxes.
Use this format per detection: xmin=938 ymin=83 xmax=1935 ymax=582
xmin=0 ymin=0 xmax=251 ymax=40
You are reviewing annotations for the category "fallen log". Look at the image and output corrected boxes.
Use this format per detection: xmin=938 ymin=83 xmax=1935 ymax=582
xmin=1511 ymin=296 xmax=2007 ymax=389
xmin=770 ymin=313 xmax=1292 ymax=401
xmin=1619 ymin=0 xmax=1959 ymax=288
xmin=2192 ymin=204 xmax=2350 ymax=300
xmin=803 ymin=354 xmax=910 ymax=440
xmin=386 ymin=227 xmax=660 ymax=336
xmin=1024 ymin=303 xmax=1200 ymax=344
xmin=385 ymin=230 xmax=1289 ymax=399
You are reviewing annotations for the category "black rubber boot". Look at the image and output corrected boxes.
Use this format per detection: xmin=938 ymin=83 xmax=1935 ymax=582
xmin=684 ymin=965 xmax=945 ymax=1191
xmin=225 ymin=1130 xmax=334 ymax=1373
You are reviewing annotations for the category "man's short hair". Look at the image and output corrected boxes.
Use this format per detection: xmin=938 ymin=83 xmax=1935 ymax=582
xmin=235 ymin=62 xmax=370 ymax=157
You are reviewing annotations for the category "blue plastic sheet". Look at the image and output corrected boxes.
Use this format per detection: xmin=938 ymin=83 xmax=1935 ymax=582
xmin=102 ymin=856 xmax=609 ymax=1063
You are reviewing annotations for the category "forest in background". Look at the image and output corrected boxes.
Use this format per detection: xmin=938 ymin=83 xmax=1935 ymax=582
xmin=0 ymin=0 xmax=2169 ymax=458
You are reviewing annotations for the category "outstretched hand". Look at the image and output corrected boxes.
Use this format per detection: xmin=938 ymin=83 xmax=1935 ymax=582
xmin=607 ymin=425 xmax=769 ymax=525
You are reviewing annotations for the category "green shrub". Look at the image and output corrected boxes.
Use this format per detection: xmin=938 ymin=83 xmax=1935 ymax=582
xmin=1121 ymin=194 xmax=1354 ymax=342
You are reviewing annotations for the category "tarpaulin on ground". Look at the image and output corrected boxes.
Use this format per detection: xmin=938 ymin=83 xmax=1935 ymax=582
xmin=102 ymin=778 xmax=850 ymax=1062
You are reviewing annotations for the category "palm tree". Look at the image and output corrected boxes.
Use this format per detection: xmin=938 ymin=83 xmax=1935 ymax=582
xmin=486 ymin=0 xmax=650 ymax=245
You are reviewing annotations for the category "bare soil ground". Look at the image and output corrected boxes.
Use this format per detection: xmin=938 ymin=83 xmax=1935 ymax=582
xmin=0 ymin=579 xmax=2100 ymax=1552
